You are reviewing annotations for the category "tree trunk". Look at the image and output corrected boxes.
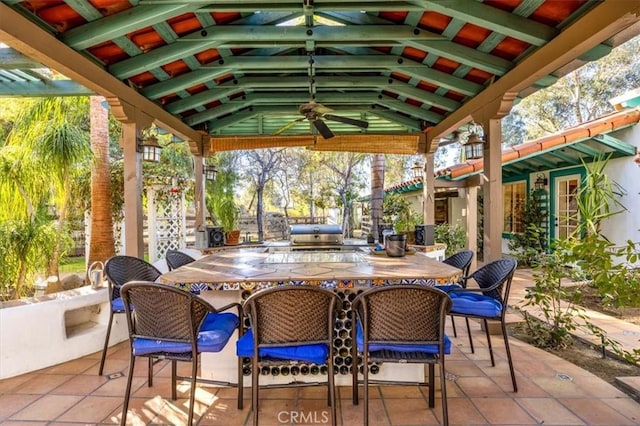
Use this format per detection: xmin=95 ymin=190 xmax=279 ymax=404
xmin=88 ymin=96 xmax=115 ymax=265
xmin=256 ymin=185 xmax=264 ymax=242
xmin=371 ymin=154 xmax=385 ymax=240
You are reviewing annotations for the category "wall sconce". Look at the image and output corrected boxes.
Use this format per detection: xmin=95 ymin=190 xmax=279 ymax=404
xmin=460 ymin=122 xmax=485 ymax=160
xmin=203 ymin=164 xmax=218 ymax=181
xmin=140 ymin=135 xmax=162 ymax=163
xmin=411 ymin=161 xmax=423 ymax=179
xmin=534 ymin=173 xmax=548 ymax=190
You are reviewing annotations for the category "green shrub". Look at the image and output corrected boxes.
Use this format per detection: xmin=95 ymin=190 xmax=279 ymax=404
xmin=434 ymin=223 xmax=466 ymax=257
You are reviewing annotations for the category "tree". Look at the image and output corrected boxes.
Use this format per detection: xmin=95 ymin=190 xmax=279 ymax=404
xmin=370 ymin=154 xmax=385 ymax=238
xmin=321 ymin=152 xmax=366 ymax=237
xmin=243 ymin=148 xmax=285 ymax=241
xmin=6 ymin=97 xmax=91 ymax=278
xmin=88 ymin=96 xmax=115 ymax=265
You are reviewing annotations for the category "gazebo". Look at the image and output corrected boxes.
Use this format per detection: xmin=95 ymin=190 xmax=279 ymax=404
xmin=1 ymin=1 xmax=640 ymax=261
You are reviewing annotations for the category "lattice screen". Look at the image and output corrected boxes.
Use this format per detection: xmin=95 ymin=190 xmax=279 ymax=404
xmin=147 ymin=185 xmax=186 ymax=263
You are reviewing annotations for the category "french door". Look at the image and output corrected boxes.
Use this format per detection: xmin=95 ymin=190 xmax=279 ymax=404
xmin=553 ymin=174 xmax=581 ymax=240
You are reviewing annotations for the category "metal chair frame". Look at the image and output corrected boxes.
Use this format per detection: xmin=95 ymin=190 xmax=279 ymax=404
xmin=165 ymin=249 xmax=196 ymax=271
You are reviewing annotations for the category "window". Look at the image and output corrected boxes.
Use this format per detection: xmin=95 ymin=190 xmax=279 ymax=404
xmin=503 ymin=181 xmax=526 ymax=233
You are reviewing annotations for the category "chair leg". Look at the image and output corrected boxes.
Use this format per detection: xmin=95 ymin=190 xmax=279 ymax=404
xmin=363 ymin=352 xmax=369 ymax=426
xmin=98 ymin=311 xmax=115 ymax=375
xmin=148 ymin=357 xmax=153 ymax=387
xmin=237 ymin=356 xmax=244 ymax=410
xmin=501 ymin=320 xmax=518 ymax=392
xmin=120 ymin=355 xmax=136 ymax=426
xmin=252 ymin=358 xmax=259 ymax=426
xmin=187 ymin=358 xmax=198 ymax=425
xmin=171 ymin=360 xmax=178 ymax=400
xmin=450 ymin=315 xmax=457 ymax=337
xmin=427 ymin=363 xmax=435 ymax=408
xmin=328 ymin=360 xmax=337 ymax=426
xmin=465 ymin=317 xmax=474 ymax=354
xmin=352 ymin=332 xmax=359 ymax=405
xmin=483 ymin=319 xmax=496 ymax=367
xmin=439 ymin=361 xmax=449 ymax=426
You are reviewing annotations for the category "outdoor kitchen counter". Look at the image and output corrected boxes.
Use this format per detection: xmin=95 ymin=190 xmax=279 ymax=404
xmin=158 ymin=247 xmax=461 ymax=292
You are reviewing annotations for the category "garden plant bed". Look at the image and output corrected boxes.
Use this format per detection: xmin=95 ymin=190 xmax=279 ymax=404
xmin=508 ymin=288 xmax=640 ymax=402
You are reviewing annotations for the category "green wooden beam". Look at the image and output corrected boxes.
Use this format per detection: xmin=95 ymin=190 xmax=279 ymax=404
xmin=0 ymin=80 xmax=93 ymax=96
xmin=419 ymin=0 xmax=557 ymax=46
xmin=0 ymin=47 xmax=41 ymax=69
xmin=61 ymin=4 xmax=204 ymax=50
xmin=592 ymin=134 xmax=637 ymax=156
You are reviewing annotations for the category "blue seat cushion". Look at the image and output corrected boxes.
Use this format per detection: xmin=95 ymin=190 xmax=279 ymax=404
xmin=434 ymin=284 xmax=462 ymax=293
xmin=132 ymin=312 xmax=239 ymax=356
xmin=111 ymin=297 xmax=127 ymax=312
xmin=356 ymin=321 xmax=451 ymax=354
xmin=449 ymin=292 xmax=502 ymax=317
xmin=236 ymin=329 xmax=329 ymax=365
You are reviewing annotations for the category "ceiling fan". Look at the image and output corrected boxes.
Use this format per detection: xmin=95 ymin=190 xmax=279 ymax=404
xmin=273 ymin=100 xmax=369 ymax=140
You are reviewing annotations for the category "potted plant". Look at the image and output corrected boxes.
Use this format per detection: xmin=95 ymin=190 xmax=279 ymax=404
xmin=383 ymin=193 xmax=421 ymax=245
xmin=210 ymin=196 xmax=240 ymax=245
xmin=366 ymin=232 xmax=375 ymax=244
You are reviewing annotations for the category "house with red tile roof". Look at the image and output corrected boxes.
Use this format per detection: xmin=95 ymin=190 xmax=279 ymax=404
xmin=384 ymin=92 xmax=640 ymax=255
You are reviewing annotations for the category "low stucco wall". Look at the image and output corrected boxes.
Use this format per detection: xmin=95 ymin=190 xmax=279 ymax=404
xmin=0 ymin=286 xmax=128 ymax=379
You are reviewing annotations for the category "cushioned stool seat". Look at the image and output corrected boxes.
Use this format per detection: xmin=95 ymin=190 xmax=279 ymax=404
xmin=134 ymin=312 xmax=239 ymax=355
xmin=237 ymin=329 xmax=329 ymax=365
xmin=355 ymin=321 xmax=452 ymax=354
xmin=449 ymin=292 xmax=502 ymax=317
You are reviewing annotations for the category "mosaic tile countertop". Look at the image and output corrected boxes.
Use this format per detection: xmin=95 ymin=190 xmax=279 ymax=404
xmin=158 ymin=247 xmax=461 ymax=292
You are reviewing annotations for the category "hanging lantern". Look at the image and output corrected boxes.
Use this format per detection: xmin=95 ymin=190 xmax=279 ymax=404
xmin=411 ymin=161 xmax=423 ymax=179
xmin=141 ymin=136 xmax=162 ymax=163
xmin=459 ymin=122 xmax=486 ymax=160
xmin=534 ymin=173 xmax=548 ymax=190
xmin=204 ymin=164 xmax=218 ymax=181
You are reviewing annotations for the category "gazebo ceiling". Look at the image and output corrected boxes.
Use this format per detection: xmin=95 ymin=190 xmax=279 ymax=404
xmin=1 ymin=1 xmax=639 ymax=155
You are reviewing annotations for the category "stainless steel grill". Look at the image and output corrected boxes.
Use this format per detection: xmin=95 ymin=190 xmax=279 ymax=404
xmin=289 ymin=224 xmax=343 ymax=246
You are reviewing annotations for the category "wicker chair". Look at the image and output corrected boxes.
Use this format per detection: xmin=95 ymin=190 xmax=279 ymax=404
xmin=236 ymin=286 xmax=340 ymax=426
xmin=437 ymin=249 xmax=474 ymax=337
xmin=448 ymin=257 xmax=518 ymax=392
xmin=166 ymin=249 xmax=196 ymax=271
xmin=120 ymin=281 xmax=242 ymax=426
xmin=351 ymin=285 xmax=452 ymax=426
xmin=99 ymin=255 xmax=162 ymax=377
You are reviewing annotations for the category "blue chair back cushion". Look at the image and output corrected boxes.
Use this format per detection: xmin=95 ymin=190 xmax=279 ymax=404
xmin=356 ymin=321 xmax=451 ymax=354
xmin=236 ymin=329 xmax=329 ymax=365
xmin=449 ymin=292 xmax=503 ymax=317
xmin=132 ymin=312 xmax=239 ymax=355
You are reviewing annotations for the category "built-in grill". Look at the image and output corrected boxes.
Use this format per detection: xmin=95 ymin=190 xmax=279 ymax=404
xmin=289 ymin=224 xmax=343 ymax=246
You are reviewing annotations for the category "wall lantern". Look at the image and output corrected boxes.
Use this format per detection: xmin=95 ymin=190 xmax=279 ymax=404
xmin=534 ymin=173 xmax=548 ymax=190
xmin=411 ymin=161 xmax=423 ymax=179
xmin=203 ymin=164 xmax=218 ymax=182
xmin=140 ymin=135 xmax=162 ymax=163
xmin=461 ymin=122 xmax=486 ymax=160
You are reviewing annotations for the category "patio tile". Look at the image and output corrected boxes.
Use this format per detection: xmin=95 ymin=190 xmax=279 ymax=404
xmin=378 ymin=384 xmax=426 ymax=398
xmin=560 ymin=398 xmax=639 ymax=425
xmin=470 ymin=397 xmax=537 ymax=424
xmin=445 ymin=397 xmax=487 ymax=425
xmin=0 ymin=393 xmax=40 ymax=420
xmin=0 ymin=373 xmax=36 ymax=394
xmin=105 ymin=395 xmax=166 ymax=424
xmin=339 ymin=396 xmax=388 ymax=426
xmin=517 ymin=397 xmax=586 ymax=425
xmin=49 ymin=373 xmax=108 ymax=395
xmin=55 ymin=395 xmax=122 ymax=423
xmin=200 ymin=396 xmax=251 ymax=425
xmin=455 ymin=376 xmax=508 ymax=398
xmin=600 ymin=397 xmax=640 ymax=422
xmin=92 ymin=375 xmax=146 ymax=397
xmin=44 ymin=357 xmax=98 ymax=375
xmin=253 ymin=398 xmax=297 ymax=425
xmin=384 ymin=397 xmax=439 ymax=425
xmin=13 ymin=374 xmax=74 ymax=395
xmin=9 ymin=394 xmax=83 ymax=421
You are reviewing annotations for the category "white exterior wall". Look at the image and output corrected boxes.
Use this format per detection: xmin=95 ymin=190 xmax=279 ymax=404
xmin=449 ymin=193 xmax=466 ymax=228
xmin=599 ymin=125 xmax=640 ymax=247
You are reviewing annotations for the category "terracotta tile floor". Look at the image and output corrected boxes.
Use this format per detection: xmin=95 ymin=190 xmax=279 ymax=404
xmin=2 ymin=327 xmax=640 ymax=425
xmin=2 ymin=268 xmax=640 ymax=425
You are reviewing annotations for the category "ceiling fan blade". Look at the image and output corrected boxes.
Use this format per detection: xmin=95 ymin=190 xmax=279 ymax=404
xmin=324 ymin=114 xmax=369 ymax=129
xmin=312 ymin=119 xmax=335 ymax=139
xmin=274 ymin=117 xmax=305 ymax=135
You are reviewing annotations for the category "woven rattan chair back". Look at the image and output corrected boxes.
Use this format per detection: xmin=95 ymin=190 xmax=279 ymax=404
xmin=104 ymin=255 xmax=162 ymax=301
xmin=98 ymin=255 xmax=162 ymax=377
xmin=242 ymin=286 xmax=340 ymax=426
xmin=121 ymin=281 xmax=209 ymax=344
xmin=442 ymin=250 xmax=474 ymax=286
xmin=166 ymin=250 xmax=196 ymax=271
xmin=352 ymin=285 xmax=452 ymax=425
xmin=356 ymin=285 xmax=451 ymax=344
xmin=470 ymin=257 xmax=517 ymax=304
xmin=245 ymin=286 xmax=338 ymax=346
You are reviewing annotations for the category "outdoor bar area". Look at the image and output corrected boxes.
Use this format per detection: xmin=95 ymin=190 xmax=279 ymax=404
xmin=159 ymin=245 xmax=460 ymax=386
